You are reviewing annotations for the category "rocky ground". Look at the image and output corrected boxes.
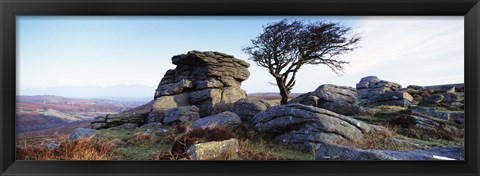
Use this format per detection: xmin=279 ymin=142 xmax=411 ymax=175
xmin=16 ymin=51 xmax=465 ymax=160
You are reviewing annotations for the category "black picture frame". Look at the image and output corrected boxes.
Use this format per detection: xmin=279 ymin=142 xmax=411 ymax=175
xmin=1 ymin=0 xmax=479 ymax=175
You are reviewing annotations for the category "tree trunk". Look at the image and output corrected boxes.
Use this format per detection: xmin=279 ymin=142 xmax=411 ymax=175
xmin=276 ymin=78 xmax=290 ymax=105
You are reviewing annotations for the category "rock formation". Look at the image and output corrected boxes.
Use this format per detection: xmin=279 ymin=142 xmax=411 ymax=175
xmin=150 ymin=50 xmax=250 ymax=120
xmin=90 ymin=51 xmax=250 ymax=129
xmin=91 ymin=112 xmax=148 ymax=130
xmin=315 ymin=143 xmax=464 ymax=160
xmin=192 ymin=111 xmax=242 ymax=130
xmin=362 ymin=91 xmax=414 ymax=107
xmin=356 ymin=76 xmax=402 ymax=99
xmin=288 ymin=84 xmax=361 ymax=116
xmin=422 ymin=94 xmax=444 ymax=104
xmin=232 ymin=99 xmax=276 ymax=123
xmin=407 ymin=106 xmax=451 ymax=120
xmin=421 ymin=92 xmax=459 ymax=106
xmin=253 ymin=104 xmax=371 ymax=152
xmin=389 ymin=115 xmax=440 ymax=129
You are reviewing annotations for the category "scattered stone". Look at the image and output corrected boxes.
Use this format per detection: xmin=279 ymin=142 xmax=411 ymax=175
xmin=152 ymin=51 xmax=250 ymax=117
xmin=363 ymin=91 xmax=413 ymax=107
xmin=422 ymin=92 xmax=459 ymax=106
xmin=403 ymin=86 xmax=433 ymax=102
xmin=422 ymin=94 xmax=444 ymax=105
xmin=442 ymin=93 xmax=459 ymax=103
xmin=46 ymin=143 xmax=59 ymax=150
xmin=140 ymin=123 xmax=170 ymax=135
xmin=69 ymin=128 xmax=95 ymax=141
xmin=289 ymin=84 xmax=360 ymax=116
xmin=356 ymin=76 xmax=402 ymax=99
xmin=91 ymin=112 xmax=148 ymax=129
xmin=253 ymin=104 xmax=371 ymax=152
xmin=163 ymin=106 xmax=200 ymax=124
xmin=187 ymin=138 xmax=240 ymax=160
xmin=408 ymin=106 xmax=450 ymax=120
xmin=232 ymin=99 xmax=275 ymax=123
xmin=192 ymin=111 xmax=242 ymax=130
xmin=315 ymin=143 xmax=464 ymax=160
xmin=389 ymin=115 xmax=439 ymax=129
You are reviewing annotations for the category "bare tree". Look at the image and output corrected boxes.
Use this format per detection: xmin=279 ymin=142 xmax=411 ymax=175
xmin=243 ymin=19 xmax=361 ymax=104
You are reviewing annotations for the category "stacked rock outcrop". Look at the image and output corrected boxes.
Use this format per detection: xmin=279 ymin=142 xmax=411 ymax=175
xmin=356 ymin=76 xmax=414 ymax=107
xmin=356 ymin=76 xmax=402 ymax=99
xmin=149 ymin=50 xmax=250 ymax=121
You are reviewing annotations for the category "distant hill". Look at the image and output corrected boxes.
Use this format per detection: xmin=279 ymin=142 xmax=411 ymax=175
xmin=121 ymin=100 xmax=154 ymax=114
xmin=18 ymin=84 xmax=154 ymax=98
xmin=16 ymin=95 xmax=150 ymax=133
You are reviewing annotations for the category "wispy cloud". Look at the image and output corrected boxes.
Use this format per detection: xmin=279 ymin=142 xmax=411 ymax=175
xmin=287 ymin=16 xmax=464 ymax=93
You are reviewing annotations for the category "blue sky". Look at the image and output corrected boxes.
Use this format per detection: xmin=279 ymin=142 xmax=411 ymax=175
xmin=17 ymin=16 xmax=463 ymax=98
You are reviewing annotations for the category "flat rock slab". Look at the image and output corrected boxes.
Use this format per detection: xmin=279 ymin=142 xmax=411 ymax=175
xmin=187 ymin=138 xmax=240 ymax=160
xmin=315 ymin=143 xmax=464 ymax=160
xmin=253 ymin=104 xmax=371 ymax=152
xmin=91 ymin=112 xmax=147 ymax=129
xmin=192 ymin=111 xmax=242 ymax=130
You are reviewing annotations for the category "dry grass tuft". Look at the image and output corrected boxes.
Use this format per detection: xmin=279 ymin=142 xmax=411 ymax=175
xmin=237 ymin=139 xmax=282 ymax=160
xmin=336 ymin=127 xmax=420 ymax=151
xmin=16 ymin=138 xmax=117 ymax=160
xmin=401 ymin=125 xmax=464 ymax=141
xmin=126 ymin=131 xmax=162 ymax=147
